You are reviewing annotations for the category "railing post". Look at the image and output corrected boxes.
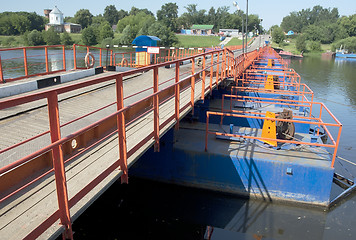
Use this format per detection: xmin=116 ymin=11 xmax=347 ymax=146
xmin=116 ymin=75 xmax=129 ymax=183
xmin=73 ymin=44 xmax=77 ymax=70
xmin=222 ymin=49 xmax=226 ymax=79
xmin=210 ymin=53 xmax=213 ymax=93
xmin=47 ymin=91 xmax=73 ymax=240
xmin=205 ymin=113 xmax=210 ymax=152
xmin=175 ymin=61 xmax=180 ymax=130
xmin=201 ymin=55 xmax=206 ymax=100
xmin=153 ymin=66 xmax=160 ymax=152
xmin=99 ymin=49 xmax=102 ymax=67
xmin=191 ymin=57 xmax=195 ymax=115
xmin=62 ymin=45 xmax=66 ymax=71
xmin=331 ymin=125 xmax=343 ymax=168
xmin=216 ymin=53 xmax=220 ymax=85
xmin=23 ymin=48 xmax=28 ymax=76
xmin=0 ymin=55 xmax=4 ymax=83
xmin=45 ymin=46 xmax=49 ymax=73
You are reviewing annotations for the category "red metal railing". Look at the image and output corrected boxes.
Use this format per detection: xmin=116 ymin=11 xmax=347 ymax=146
xmin=205 ymin=101 xmax=342 ymax=167
xmin=72 ymin=44 xmax=114 ymax=69
xmin=0 ymin=45 xmax=66 ymax=83
xmin=0 ymin=47 xmax=248 ymax=239
xmin=0 ymin=38 xmax=255 ymax=84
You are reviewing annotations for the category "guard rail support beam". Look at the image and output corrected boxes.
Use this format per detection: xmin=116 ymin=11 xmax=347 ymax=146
xmin=47 ymin=91 xmax=73 ymax=240
xmin=153 ymin=66 xmax=160 ymax=152
xmin=116 ymin=75 xmax=128 ymax=183
xmin=175 ymin=61 xmax=180 ymax=130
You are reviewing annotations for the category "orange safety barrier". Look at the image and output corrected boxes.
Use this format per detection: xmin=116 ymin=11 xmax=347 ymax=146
xmin=0 ymin=46 xmax=247 ymax=239
xmin=72 ymin=44 xmax=113 ymax=69
xmin=0 ymin=45 xmax=67 ymax=83
xmin=205 ymin=106 xmax=342 ymax=168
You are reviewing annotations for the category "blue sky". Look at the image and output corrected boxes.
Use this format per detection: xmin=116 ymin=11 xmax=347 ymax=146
xmin=2 ymin=0 xmax=356 ymax=29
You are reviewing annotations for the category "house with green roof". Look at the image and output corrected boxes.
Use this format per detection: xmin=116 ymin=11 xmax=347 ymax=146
xmin=190 ymin=25 xmax=214 ymax=35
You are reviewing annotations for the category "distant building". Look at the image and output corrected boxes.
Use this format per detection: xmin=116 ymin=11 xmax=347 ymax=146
xmin=45 ymin=6 xmax=81 ymax=33
xmin=219 ymin=29 xmax=239 ymax=37
xmin=190 ymin=25 xmax=214 ymax=35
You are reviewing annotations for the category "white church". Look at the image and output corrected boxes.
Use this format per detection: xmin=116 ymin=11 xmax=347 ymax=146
xmin=44 ymin=6 xmax=81 ymax=33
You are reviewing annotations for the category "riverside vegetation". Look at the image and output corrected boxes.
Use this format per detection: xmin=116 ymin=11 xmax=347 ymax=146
xmin=270 ymin=5 xmax=356 ymax=56
xmin=0 ymin=3 xmax=261 ymax=49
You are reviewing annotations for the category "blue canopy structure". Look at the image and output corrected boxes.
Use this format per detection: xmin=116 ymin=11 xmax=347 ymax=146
xmin=132 ymin=35 xmax=161 ymax=47
xmin=287 ymin=30 xmax=294 ymax=36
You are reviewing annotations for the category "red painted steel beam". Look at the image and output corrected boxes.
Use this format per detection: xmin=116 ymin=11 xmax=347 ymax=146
xmin=153 ymin=66 xmax=160 ymax=152
xmin=47 ymin=91 xmax=73 ymax=239
xmin=116 ymin=75 xmax=128 ymax=183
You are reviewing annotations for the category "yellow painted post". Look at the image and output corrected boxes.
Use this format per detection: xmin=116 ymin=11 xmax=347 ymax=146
xmin=265 ymin=75 xmax=274 ymax=90
xmin=261 ymin=111 xmax=277 ymax=147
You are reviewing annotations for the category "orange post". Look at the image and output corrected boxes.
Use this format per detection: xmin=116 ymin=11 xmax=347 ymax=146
xmin=201 ymin=56 xmax=206 ymax=100
xmin=73 ymin=44 xmax=77 ymax=70
xmin=175 ymin=61 xmax=180 ymax=130
xmin=191 ymin=57 xmax=195 ymax=114
xmin=116 ymin=75 xmax=128 ymax=183
xmin=0 ymin=55 xmax=4 ymax=83
xmin=153 ymin=66 xmax=160 ymax=152
xmin=210 ymin=53 xmax=213 ymax=92
xmin=216 ymin=53 xmax=219 ymax=87
xmin=45 ymin=46 xmax=49 ymax=73
xmin=47 ymin=91 xmax=73 ymax=240
xmin=62 ymin=45 xmax=66 ymax=71
xmin=23 ymin=48 xmax=28 ymax=76
xmin=99 ymin=49 xmax=102 ymax=66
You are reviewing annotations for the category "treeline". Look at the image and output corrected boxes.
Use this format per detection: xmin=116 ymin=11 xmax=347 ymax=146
xmin=0 ymin=3 xmax=263 ymax=47
xmin=272 ymin=5 xmax=356 ymax=53
xmin=0 ymin=12 xmax=46 ymax=35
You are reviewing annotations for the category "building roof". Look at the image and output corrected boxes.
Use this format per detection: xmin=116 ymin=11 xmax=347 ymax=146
xmin=191 ymin=25 xmax=214 ymax=30
xmin=50 ymin=6 xmax=63 ymax=15
xmin=132 ymin=35 xmax=161 ymax=46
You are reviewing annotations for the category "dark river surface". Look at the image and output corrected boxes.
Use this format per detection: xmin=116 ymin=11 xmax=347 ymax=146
xmin=65 ymin=56 xmax=356 ymax=240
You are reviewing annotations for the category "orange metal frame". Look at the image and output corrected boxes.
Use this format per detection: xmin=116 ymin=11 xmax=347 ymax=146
xmin=0 ymin=46 xmax=250 ymax=239
xmin=0 ymin=45 xmax=67 ymax=83
xmin=205 ymin=108 xmax=342 ymax=168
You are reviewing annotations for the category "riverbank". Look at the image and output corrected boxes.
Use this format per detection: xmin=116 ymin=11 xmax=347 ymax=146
xmin=271 ymin=37 xmax=332 ymax=57
xmin=1 ymin=34 xmax=244 ymax=49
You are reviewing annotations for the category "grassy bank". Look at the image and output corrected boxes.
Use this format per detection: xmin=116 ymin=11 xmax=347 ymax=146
xmin=1 ymin=33 xmax=243 ymax=49
xmin=176 ymin=35 xmax=222 ymax=48
xmin=271 ymin=37 xmax=332 ymax=56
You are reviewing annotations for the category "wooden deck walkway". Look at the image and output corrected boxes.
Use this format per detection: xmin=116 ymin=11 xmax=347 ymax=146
xmin=0 ymin=59 xmax=222 ymax=239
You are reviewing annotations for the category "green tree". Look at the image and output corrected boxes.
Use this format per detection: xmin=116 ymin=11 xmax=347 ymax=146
xmin=61 ymin=31 xmax=74 ymax=45
xmin=332 ymin=37 xmax=356 ymax=52
xmin=295 ymin=34 xmax=307 ymax=52
xmin=0 ymin=12 xmax=45 ymax=35
xmin=74 ymin=9 xmax=93 ymax=29
xmin=116 ymin=12 xmax=155 ymax=34
xmin=147 ymin=22 xmax=178 ymax=46
xmin=100 ymin=22 xmax=114 ymax=40
xmin=119 ymin=25 xmax=136 ymax=44
xmin=26 ymin=30 xmax=45 ymax=46
xmin=272 ymin=26 xmax=285 ymax=44
xmin=81 ymin=26 xmax=99 ymax=45
xmin=129 ymin=7 xmax=154 ymax=16
xmin=117 ymin=10 xmax=129 ymax=21
xmin=308 ymin=41 xmax=322 ymax=51
xmin=338 ymin=14 xmax=356 ymax=37
xmin=157 ymin=3 xmax=179 ymax=32
xmin=104 ymin=5 xmax=119 ymax=26
xmin=43 ymin=28 xmax=61 ymax=45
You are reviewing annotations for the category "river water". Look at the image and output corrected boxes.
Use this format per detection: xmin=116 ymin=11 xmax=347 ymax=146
xmin=2 ymin=50 xmax=355 ymax=239
xmin=65 ymin=56 xmax=356 ymax=240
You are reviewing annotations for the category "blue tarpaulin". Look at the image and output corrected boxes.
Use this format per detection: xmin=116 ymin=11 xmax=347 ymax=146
xmin=287 ymin=30 xmax=294 ymax=36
